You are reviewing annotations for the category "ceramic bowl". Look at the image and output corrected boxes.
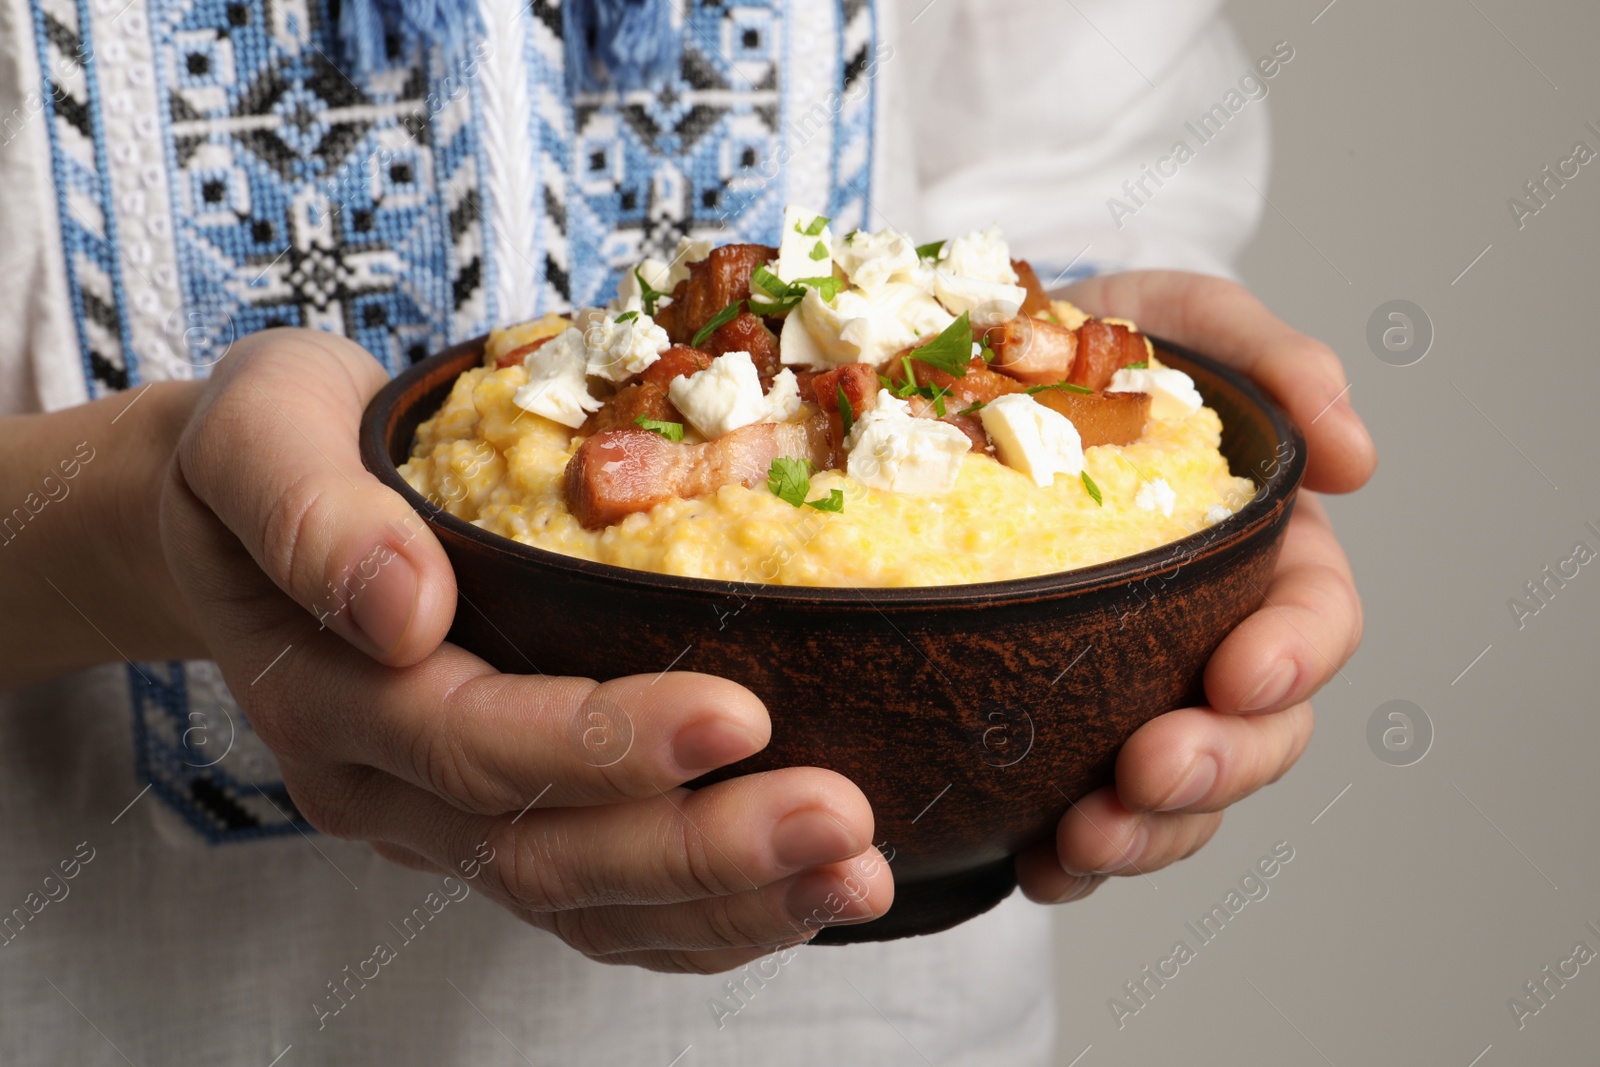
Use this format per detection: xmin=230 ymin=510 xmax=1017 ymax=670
xmin=360 ymin=336 xmax=1305 ymax=944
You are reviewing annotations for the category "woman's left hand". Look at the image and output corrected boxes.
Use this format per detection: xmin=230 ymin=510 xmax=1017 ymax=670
xmin=1015 ymin=270 xmax=1377 ymax=903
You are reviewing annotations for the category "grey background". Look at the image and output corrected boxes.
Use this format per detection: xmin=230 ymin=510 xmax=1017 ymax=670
xmin=1052 ymin=1 xmax=1600 ymax=1063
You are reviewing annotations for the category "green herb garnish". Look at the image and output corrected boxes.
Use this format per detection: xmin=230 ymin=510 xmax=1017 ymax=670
xmin=910 ymin=312 xmax=974 ymax=377
xmin=746 ymin=272 xmax=842 ymax=314
xmin=1081 ymin=471 xmax=1103 ymax=506
xmin=1025 ymin=381 xmax=1095 ymax=396
xmin=614 ymin=310 xmax=638 ymax=323
xmin=837 ymin=385 xmax=855 ymax=438
xmin=844 ymin=229 xmax=860 ymax=245
xmin=805 ymin=489 xmax=845 ymax=512
xmin=957 ymin=400 xmax=987 ymax=416
xmin=750 ymin=266 xmax=789 ymax=300
xmin=915 ymin=239 xmax=946 ymax=260
xmin=634 ymin=416 xmax=684 ymax=442
xmin=809 ymin=240 xmax=829 ymax=261
xmin=768 ymin=457 xmax=814 ymax=507
xmin=1124 ymin=360 xmax=1148 ymax=370
xmin=797 ymin=215 xmax=830 ymax=237
xmin=634 ymin=267 xmax=668 ymax=317
xmin=692 ymin=300 xmax=745 ymax=348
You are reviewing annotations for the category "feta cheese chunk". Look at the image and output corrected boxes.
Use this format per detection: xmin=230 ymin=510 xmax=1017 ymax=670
xmin=512 ymin=331 xmax=603 ymax=428
xmin=1135 ymin=478 xmax=1177 ymax=517
xmin=932 ymin=273 xmax=1028 ymax=317
xmin=775 ymin=205 xmax=834 ymax=284
xmin=1108 ymin=365 xmax=1204 ymax=421
xmin=833 ymin=228 xmax=923 ymax=293
xmin=978 ymin=393 xmax=1084 ymax=487
xmin=938 ymin=226 xmax=1019 ymax=286
xmin=1204 ymin=504 xmax=1234 ymax=525
xmin=845 ymin=391 xmax=971 ymax=496
xmin=580 ymin=312 xmax=672 ymax=382
xmin=788 ymin=282 xmax=955 ymax=367
xmin=668 ymin=352 xmax=799 ymax=439
xmin=612 ymin=258 xmax=673 ymax=313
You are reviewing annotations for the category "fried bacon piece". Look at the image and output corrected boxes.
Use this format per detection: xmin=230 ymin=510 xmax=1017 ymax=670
xmin=903 ymin=407 xmax=988 ymax=452
xmin=810 ymin=363 xmax=880 ymax=457
xmin=653 ymin=244 xmax=777 ymax=345
xmin=1068 ymin=321 xmax=1148 ymax=391
xmin=637 ymin=345 xmax=713 ymax=390
xmin=1011 ymin=259 xmax=1053 ymax=318
xmin=1031 ymin=389 xmax=1151 ymax=448
xmin=564 ymin=416 xmax=832 ymax=529
xmin=885 ymin=353 xmax=1025 ymax=405
xmin=494 ymin=335 xmax=555 ymax=369
xmin=980 ymin=315 xmax=1079 ymax=386
xmin=579 ymin=382 xmax=679 ymax=436
xmin=701 ymin=310 xmax=783 ymax=386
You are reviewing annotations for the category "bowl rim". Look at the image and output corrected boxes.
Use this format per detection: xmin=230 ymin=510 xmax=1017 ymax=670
xmin=361 ymin=334 xmax=1307 ymax=606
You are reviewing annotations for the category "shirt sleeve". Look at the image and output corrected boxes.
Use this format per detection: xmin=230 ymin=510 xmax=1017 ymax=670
xmin=905 ymin=0 xmax=1274 ymax=283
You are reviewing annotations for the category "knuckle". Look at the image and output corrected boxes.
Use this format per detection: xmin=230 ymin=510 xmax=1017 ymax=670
xmin=490 ymin=824 xmax=583 ymax=913
xmin=285 ymin=768 xmax=370 ymax=841
xmin=549 ymin=906 xmax=615 ymax=959
xmin=670 ymin=802 xmax=736 ymax=900
xmin=413 ymin=684 xmax=514 ymax=813
xmin=260 ymin=470 xmax=331 ymax=600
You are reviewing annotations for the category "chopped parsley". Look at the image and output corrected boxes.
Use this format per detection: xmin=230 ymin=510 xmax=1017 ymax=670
xmin=797 ymin=214 xmax=830 ymax=237
xmin=1080 ymin=471 xmax=1103 ymax=506
xmin=915 ymin=239 xmax=946 ymax=260
xmin=614 ymin=310 xmax=638 ymax=323
xmin=910 ymin=312 xmax=974 ymax=377
xmin=1124 ymin=359 xmax=1149 ymax=370
xmin=837 ymin=384 xmax=855 ymax=438
xmin=957 ymin=400 xmax=987 ymax=416
xmin=633 ymin=416 xmax=684 ymax=442
xmin=887 ymin=356 xmax=953 ymax=415
xmin=747 ymin=268 xmax=843 ymax=314
xmin=1025 ymin=381 xmax=1095 ymax=396
xmin=806 ymin=489 xmax=845 ymax=512
xmin=809 ymin=240 xmax=830 ymax=261
xmin=691 ymin=300 xmax=745 ymax=348
xmin=634 ymin=266 xmax=668 ymax=317
xmin=844 ymin=229 xmax=860 ymax=245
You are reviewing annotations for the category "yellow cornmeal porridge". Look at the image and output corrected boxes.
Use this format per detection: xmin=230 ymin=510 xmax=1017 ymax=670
xmin=400 ymin=358 xmax=1255 ymax=588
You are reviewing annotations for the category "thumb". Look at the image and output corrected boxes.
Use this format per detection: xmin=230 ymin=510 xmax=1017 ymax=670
xmin=168 ymin=328 xmax=456 ymax=665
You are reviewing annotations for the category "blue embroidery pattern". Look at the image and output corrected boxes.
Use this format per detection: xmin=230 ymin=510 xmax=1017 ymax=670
xmin=27 ymin=0 xmax=880 ymax=843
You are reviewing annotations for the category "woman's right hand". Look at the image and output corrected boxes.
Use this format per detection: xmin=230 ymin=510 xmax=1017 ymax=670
xmin=158 ymin=328 xmax=893 ymax=972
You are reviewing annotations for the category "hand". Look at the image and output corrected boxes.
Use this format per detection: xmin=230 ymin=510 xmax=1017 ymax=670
xmin=1015 ymin=271 xmax=1377 ymax=903
xmin=159 ymin=328 xmax=891 ymax=971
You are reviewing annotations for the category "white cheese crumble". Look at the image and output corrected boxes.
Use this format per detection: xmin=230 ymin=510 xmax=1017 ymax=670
xmin=788 ymin=283 xmax=955 ymax=367
xmin=512 ymin=331 xmax=603 ymax=428
xmin=1135 ymin=478 xmax=1177 ymax=517
xmin=845 ymin=391 xmax=971 ymax=496
xmin=576 ymin=312 xmax=672 ymax=382
xmin=774 ymin=205 xmax=834 ymax=284
xmin=668 ymin=352 xmax=800 ymax=439
xmin=1205 ymin=504 xmax=1234 ymax=525
xmin=832 ymin=228 xmax=924 ymax=293
xmin=1108 ymin=365 xmax=1204 ymax=421
xmin=977 ymin=393 xmax=1084 ymax=487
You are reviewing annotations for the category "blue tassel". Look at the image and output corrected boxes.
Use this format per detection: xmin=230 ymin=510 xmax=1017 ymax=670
xmin=337 ymin=0 xmax=483 ymax=75
xmin=565 ymin=0 xmax=682 ymax=93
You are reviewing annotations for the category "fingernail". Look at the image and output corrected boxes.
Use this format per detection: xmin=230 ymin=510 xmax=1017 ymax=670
xmin=1082 ymin=823 xmax=1148 ymax=875
xmin=671 ymin=719 xmax=763 ymax=777
xmin=771 ymin=809 xmax=862 ymax=871
xmin=785 ymin=870 xmax=875 ymax=928
xmin=1239 ymin=661 xmax=1297 ymax=712
xmin=348 ymin=550 xmax=418 ymax=657
xmin=1157 ymin=754 xmax=1218 ymax=812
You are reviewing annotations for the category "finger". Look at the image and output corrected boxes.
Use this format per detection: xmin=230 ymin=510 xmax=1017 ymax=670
xmin=594 ymin=941 xmax=810 ymax=976
xmin=1205 ymin=495 xmax=1362 ymax=715
xmin=310 ymin=766 xmax=877 ymax=912
xmin=1113 ymin=703 xmax=1315 ymax=815
xmin=170 ymin=328 xmax=456 ymax=665
xmin=1015 ymin=839 xmax=1105 ymax=904
xmin=1053 ymin=787 xmax=1225 ymax=876
xmin=370 ymin=841 xmax=442 ymax=874
xmin=522 ymin=851 xmax=893 ymax=956
xmin=1061 ymin=271 xmax=1377 ymax=495
xmin=248 ymin=624 xmax=770 ymax=811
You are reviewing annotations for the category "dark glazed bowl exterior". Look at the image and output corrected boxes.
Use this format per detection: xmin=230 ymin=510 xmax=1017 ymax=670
xmin=360 ymin=335 xmax=1306 ymax=944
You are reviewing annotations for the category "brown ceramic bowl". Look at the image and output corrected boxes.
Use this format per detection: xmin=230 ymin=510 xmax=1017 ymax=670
xmin=360 ymin=336 xmax=1305 ymax=944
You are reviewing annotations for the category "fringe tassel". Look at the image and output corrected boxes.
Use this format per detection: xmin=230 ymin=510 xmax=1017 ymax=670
xmin=337 ymin=0 xmax=484 ymax=75
xmin=564 ymin=0 xmax=682 ymax=93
